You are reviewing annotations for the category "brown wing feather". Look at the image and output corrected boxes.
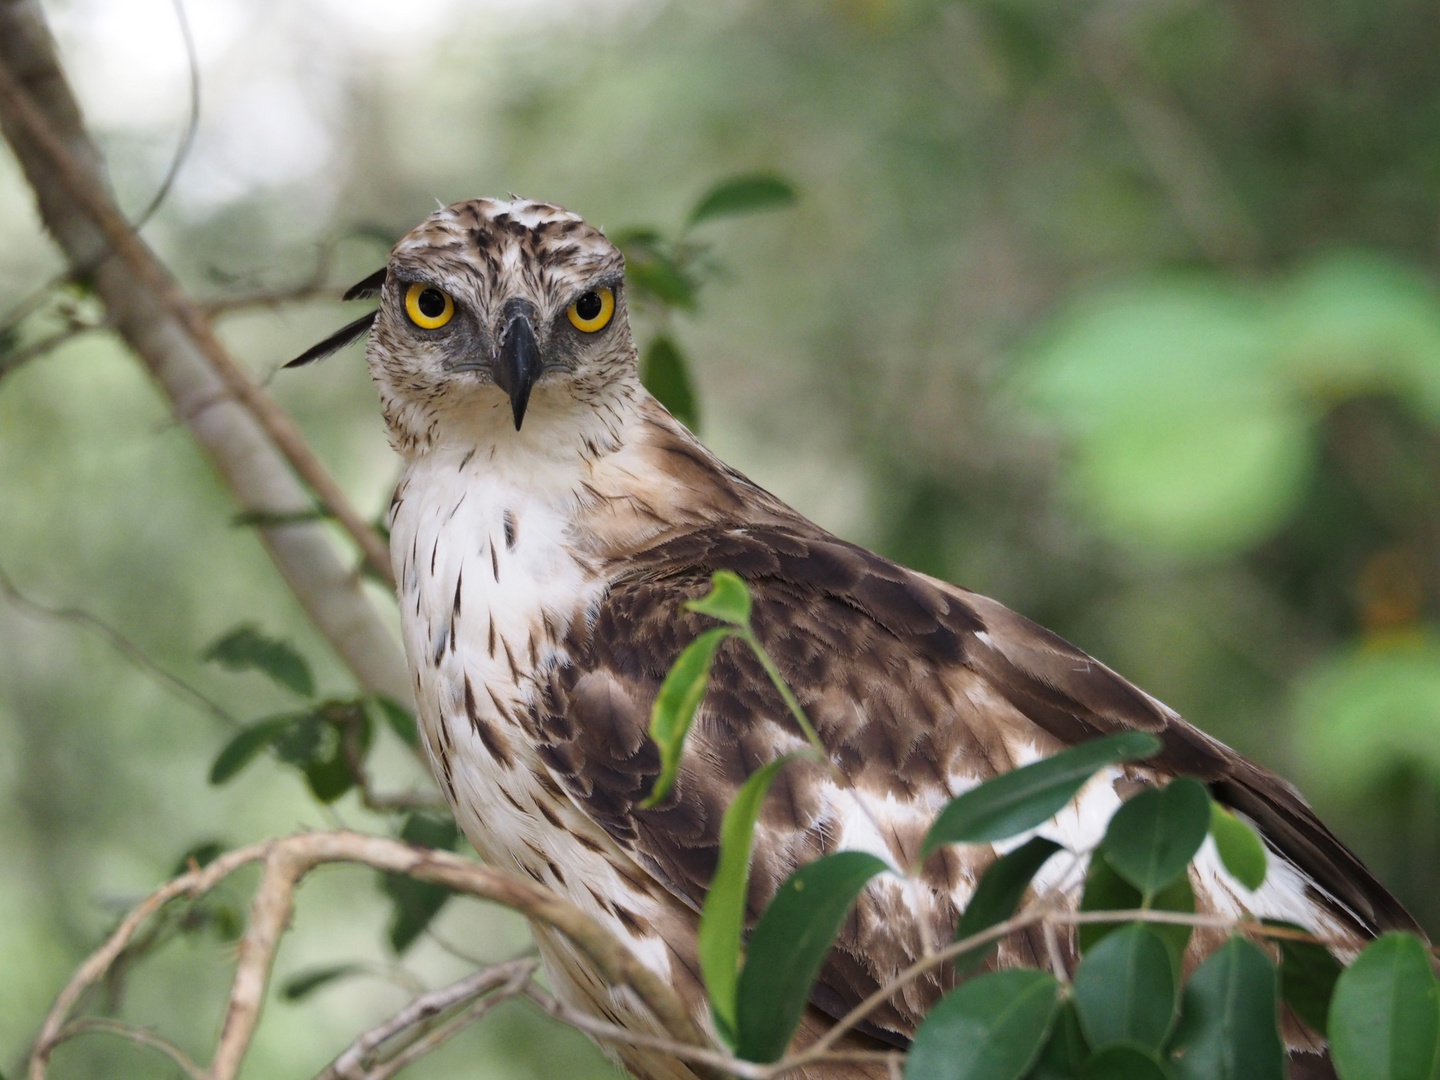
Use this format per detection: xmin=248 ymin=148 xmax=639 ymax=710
xmin=536 ymin=517 xmax=1419 ymax=1045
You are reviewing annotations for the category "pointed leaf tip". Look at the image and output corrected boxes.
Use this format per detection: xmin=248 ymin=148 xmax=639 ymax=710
xmin=642 ymin=626 xmax=734 ymax=808
xmin=687 ymin=174 xmax=798 ymax=228
xmin=952 ymin=837 xmax=1063 ymax=975
xmin=201 ymin=623 xmax=315 ymax=697
xmin=1209 ymin=801 xmax=1267 ymax=891
xmin=698 ymin=754 xmax=803 ymax=1043
xmin=921 ymin=732 xmax=1161 ymax=856
xmin=685 ymin=570 xmax=752 ymax=627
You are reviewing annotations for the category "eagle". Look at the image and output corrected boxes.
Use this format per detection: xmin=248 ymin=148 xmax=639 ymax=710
xmin=291 ymin=197 xmax=1417 ymax=1079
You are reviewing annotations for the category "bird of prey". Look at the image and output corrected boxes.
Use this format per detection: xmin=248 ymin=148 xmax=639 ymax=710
xmin=292 ymin=197 xmax=1417 ymax=1080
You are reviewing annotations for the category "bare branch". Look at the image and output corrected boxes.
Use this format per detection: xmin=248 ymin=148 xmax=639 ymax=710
xmin=0 ymin=559 xmax=241 ymax=728
xmin=318 ymin=960 xmax=537 ymax=1080
xmin=51 ymin=1018 xmax=206 ymax=1080
xmin=27 ymin=831 xmax=714 ymax=1080
xmin=0 ymin=5 xmax=410 ymax=703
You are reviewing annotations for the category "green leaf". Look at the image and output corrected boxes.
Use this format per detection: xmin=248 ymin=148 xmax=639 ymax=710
xmin=953 ymin=837 xmax=1062 ymax=974
xmin=698 ymin=754 xmax=801 ymax=1045
xmin=280 ymin=963 xmax=366 ymax=1002
xmin=1100 ymin=778 xmax=1210 ymax=899
xmin=382 ymin=812 xmax=461 ymax=953
xmin=170 ymin=840 xmax=226 ymax=877
xmin=209 ymin=715 xmax=294 ymax=784
xmin=735 ymin=851 xmax=890 ymax=1062
xmin=273 ymin=713 xmax=328 ymax=765
xmin=687 ymin=174 xmax=798 ymax=228
xmin=202 ymin=624 xmax=315 ymax=697
xmin=626 ymin=255 xmax=697 ymax=309
xmin=1169 ymin=936 xmax=1284 ymax=1080
xmin=685 ymin=570 xmax=753 ymax=626
xmin=304 ymin=702 xmax=373 ymax=804
xmin=1265 ymin=920 xmax=1342 ymax=1037
xmin=1078 ymin=857 xmax=1194 ymax=966
xmin=1329 ymin=932 xmax=1440 ymax=1080
xmin=1028 ymin=1000 xmax=1089 ymax=1080
xmin=373 ymin=695 xmax=421 ymax=750
xmin=641 ymin=626 xmax=734 ymax=808
xmin=921 ymin=733 xmax=1162 ymax=856
xmin=641 ymin=335 xmax=699 ymax=431
xmin=1072 ymin=923 xmax=1178 ymax=1054
xmin=1080 ymin=1045 xmax=1171 ymax=1080
xmin=904 ymin=968 xmax=1061 ymax=1080
xmin=1208 ymin=803 xmax=1267 ymax=891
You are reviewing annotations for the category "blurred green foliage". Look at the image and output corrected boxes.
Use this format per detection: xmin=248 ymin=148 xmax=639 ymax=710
xmin=5 ymin=0 xmax=1440 ymax=1076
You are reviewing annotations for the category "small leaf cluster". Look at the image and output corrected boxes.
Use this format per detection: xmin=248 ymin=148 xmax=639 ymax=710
xmin=614 ymin=173 xmax=798 ymax=432
xmin=200 ymin=624 xmax=460 ymax=957
xmin=650 ymin=573 xmax=1440 ymax=1080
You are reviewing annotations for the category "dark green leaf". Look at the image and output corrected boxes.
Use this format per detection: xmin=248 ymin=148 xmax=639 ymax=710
xmin=953 ymin=837 xmax=1062 ymax=974
xmin=1072 ymin=924 xmax=1177 ymax=1054
xmin=209 ymin=715 xmax=294 ymax=785
xmin=373 ymin=695 xmax=421 ymax=750
xmin=641 ymin=335 xmax=699 ymax=431
xmin=904 ymin=968 xmax=1060 ymax=1080
xmin=280 ymin=963 xmax=366 ymax=1002
xmin=170 ymin=840 xmax=226 ymax=877
xmin=698 ymin=754 xmax=801 ymax=1045
xmin=1029 ymin=1000 xmax=1089 ymax=1080
xmin=230 ymin=507 xmax=331 ymax=528
xmin=641 ymin=626 xmax=734 ymax=808
xmin=685 ymin=570 xmax=753 ymax=626
xmin=1208 ymin=803 xmax=1267 ymax=891
xmin=303 ymin=702 xmax=373 ymax=803
xmin=1078 ymin=857 xmax=1194 ymax=966
xmin=1080 ymin=1045 xmax=1171 ymax=1080
xmin=921 ymin=733 xmax=1162 ymax=855
xmin=687 ymin=174 xmax=798 ymax=228
xmin=1266 ymin=920 xmax=1342 ymax=1037
xmin=1329 ymin=932 xmax=1440 ymax=1080
xmin=1169 ymin=936 xmax=1284 ymax=1080
xmin=626 ymin=256 xmax=697 ymax=309
xmin=273 ymin=713 xmax=328 ymax=765
xmin=1100 ymin=778 xmax=1210 ymax=898
xmin=735 ymin=851 xmax=890 ymax=1062
xmin=202 ymin=624 xmax=315 ymax=697
xmin=382 ymin=813 xmax=461 ymax=953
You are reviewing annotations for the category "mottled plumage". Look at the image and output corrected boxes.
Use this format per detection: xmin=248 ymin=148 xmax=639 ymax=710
xmin=316 ymin=197 xmax=1418 ymax=1079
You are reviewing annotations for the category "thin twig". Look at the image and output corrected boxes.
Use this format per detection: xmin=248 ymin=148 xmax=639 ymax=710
xmin=52 ymin=1017 xmax=206 ymax=1080
xmin=27 ymin=831 xmax=714 ymax=1080
xmin=318 ymin=960 xmax=537 ymax=1080
xmin=0 ymin=560 xmax=240 ymax=728
xmin=0 ymin=57 xmax=394 ymax=588
xmin=0 ymin=322 xmax=97 ymax=381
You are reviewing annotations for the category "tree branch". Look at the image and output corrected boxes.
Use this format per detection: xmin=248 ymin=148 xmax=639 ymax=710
xmin=0 ymin=3 xmax=410 ymax=704
xmin=26 ymin=831 xmax=716 ymax=1080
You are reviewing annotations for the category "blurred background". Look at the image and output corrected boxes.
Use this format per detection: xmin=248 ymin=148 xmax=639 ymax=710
xmin=4 ymin=0 xmax=1440 ymax=1075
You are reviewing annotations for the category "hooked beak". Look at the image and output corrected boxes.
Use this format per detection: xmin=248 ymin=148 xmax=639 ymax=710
xmin=494 ymin=311 xmax=541 ymax=430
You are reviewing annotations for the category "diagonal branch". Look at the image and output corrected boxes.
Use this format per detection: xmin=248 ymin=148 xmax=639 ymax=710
xmin=26 ymin=830 xmax=717 ymax=1080
xmin=0 ymin=3 xmax=409 ymax=704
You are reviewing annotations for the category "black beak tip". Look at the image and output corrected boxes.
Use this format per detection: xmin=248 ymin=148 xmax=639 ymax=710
xmin=511 ymin=400 xmax=527 ymax=430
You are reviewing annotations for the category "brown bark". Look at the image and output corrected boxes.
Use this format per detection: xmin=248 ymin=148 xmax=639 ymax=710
xmin=0 ymin=0 xmax=410 ymax=704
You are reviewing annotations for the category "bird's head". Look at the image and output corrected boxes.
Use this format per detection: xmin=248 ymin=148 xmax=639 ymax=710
xmin=290 ymin=197 xmax=637 ymax=452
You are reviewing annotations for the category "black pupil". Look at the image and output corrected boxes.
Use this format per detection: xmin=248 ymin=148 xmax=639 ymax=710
xmin=417 ymin=288 xmax=446 ymax=318
xmin=575 ymin=292 xmax=603 ymax=321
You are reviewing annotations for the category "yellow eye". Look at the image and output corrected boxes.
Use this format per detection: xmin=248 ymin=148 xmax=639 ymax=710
xmin=567 ymin=287 xmax=614 ymax=333
xmin=405 ymin=283 xmax=455 ymax=329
